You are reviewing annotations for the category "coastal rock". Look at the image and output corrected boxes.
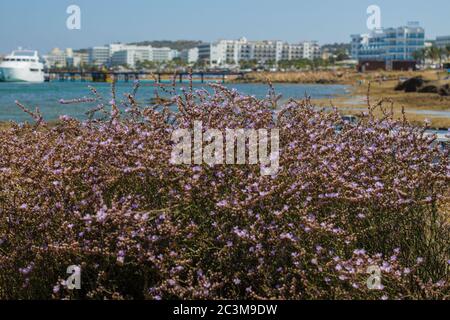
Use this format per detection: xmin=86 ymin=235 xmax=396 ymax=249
xmin=418 ymin=85 xmax=439 ymax=93
xmin=438 ymin=87 xmax=449 ymax=96
xmin=396 ymin=77 xmax=450 ymax=97
xmin=394 ymin=77 xmax=425 ymax=92
xmin=316 ymin=79 xmax=334 ymax=84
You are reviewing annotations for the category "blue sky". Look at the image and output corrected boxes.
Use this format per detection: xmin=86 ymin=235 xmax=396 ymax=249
xmin=1 ymin=0 xmax=449 ymax=53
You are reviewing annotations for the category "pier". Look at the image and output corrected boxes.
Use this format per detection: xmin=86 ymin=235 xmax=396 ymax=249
xmin=47 ymin=70 xmax=248 ymax=83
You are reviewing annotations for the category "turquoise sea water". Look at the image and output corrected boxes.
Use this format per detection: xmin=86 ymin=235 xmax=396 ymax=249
xmin=0 ymin=81 xmax=349 ymax=122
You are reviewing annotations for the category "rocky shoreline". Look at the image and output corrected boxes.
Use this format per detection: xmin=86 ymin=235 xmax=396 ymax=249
xmin=395 ymin=76 xmax=450 ymax=96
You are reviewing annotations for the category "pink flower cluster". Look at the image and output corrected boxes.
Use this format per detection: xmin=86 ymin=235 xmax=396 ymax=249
xmin=0 ymin=82 xmax=448 ymax=300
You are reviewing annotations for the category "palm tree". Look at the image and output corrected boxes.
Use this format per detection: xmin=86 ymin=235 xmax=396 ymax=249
xmin=424 ymin=46 xmax=446 ymax=79
xmin=412 ymin=48 xmax=427 ymax=65
xmin=446 ymin=45 xmax=450 ymax=61
xmin=426 ymin=46 xmax=441 ymax=66
xmin=439 ymin=47 xmax=446 ymax=65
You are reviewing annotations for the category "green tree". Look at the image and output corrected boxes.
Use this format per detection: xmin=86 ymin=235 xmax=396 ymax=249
xmin=239 ymin=59 xmax=258 ymax=70
xmin=265 ymin=60 xmax=277 ymax=69
xmin=136 ymin=60 xmax=157 ymax=70
xmin=426 ymin=46 xmax=441 ymax=66
xmin=193 ymin=60 xmax=208 ymax=70
xmin=412 ymin=48 xmax=427 ymax=65
xmin=445 ymin=45 xmax=450 ymax=61
xmin=335 ymin=49 xmax=349 ymax=61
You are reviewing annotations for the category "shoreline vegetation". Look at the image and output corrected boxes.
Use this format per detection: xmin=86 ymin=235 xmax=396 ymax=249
xmin=0 ymin=82 xmax=448 ymax=300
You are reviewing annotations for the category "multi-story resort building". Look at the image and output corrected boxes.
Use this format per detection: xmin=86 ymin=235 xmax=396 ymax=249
xmin=351 ymin=24 xmax=425 ymax=62
xmin=282 ymin=41 xmax=321 ymax=60
xmin=152 ymin=47 xmax=179 ymax=62
xmin=301 ymin=41 xmax=321 ymax=60
xmin=250 ymin=40 xmax=284 ymax=63
xmin=436 ymin=36 xmax=450 ymax=49
xmin=44 ymin=48 xmax=70 ymax=68
xmin=88 ymin=46 xmax=110 ymax=66
xmin=180 ymin=48 xmax=199 ymax=64
xmin=198 ymin=38 xmax=320 ymax=67
xmin=110 ymin=45 xmax=153 ymax=68
xmin=70 ymin=52 xmax=89 ymax=67
xmin=198 ymin=39 xmax=242 ymax=66
xmin=44 ymin=48 xmax=89 ymax=68
xmin=88 ymin=44 xmax=179 ymax=68
xmin=76 ymin=38 xmax=321 ymax=69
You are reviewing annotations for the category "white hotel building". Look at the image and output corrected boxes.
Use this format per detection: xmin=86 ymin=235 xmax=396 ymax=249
xmin=282 ymin=41 xmax=321 ymax=60
xmin=88 ymin=43 xmax=179 ymax=68
xmin=88 ymin=46 xmax=110 ymax=66
xmin=44 ymin=48 xmax=71 ymax=68
xmin=180 ymin=48 xmax=199 ymax=64
xmin=110 ymin=46 xmax=152 ymax=67
xmin=198 ymin=38 xmax=320 ymax=67
xmin=44 ymin=48 xmax=88 ymax=68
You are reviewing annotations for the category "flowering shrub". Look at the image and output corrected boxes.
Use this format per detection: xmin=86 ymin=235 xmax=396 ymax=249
xmin=0 ymin=81 xmax=449 ymax=300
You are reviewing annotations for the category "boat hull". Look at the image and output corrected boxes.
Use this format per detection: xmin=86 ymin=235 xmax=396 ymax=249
xmin=0 ymin=67 xmax=45 ymax=83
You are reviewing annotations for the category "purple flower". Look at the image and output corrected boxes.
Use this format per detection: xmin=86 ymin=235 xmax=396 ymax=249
xmin=233 ymin=227 xmax=249 ymax=238
xmin=95 ymin=208 xmax=108 ymax=223
xmin=217 ymin=200 xmax=228 ymax=207
xmin=280 ymin=233 xmax=295 ymax=241
xmin=19 ymin=264 xmax=34 ymax=275
xmin=167 ymin=279 xmax=176 ymax=286
xmin=53 ymin=285 xmax=60 ymax=294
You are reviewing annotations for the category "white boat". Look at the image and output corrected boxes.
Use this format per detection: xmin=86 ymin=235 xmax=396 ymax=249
xmin=0 ymin=49 xmax=45 ymax=83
